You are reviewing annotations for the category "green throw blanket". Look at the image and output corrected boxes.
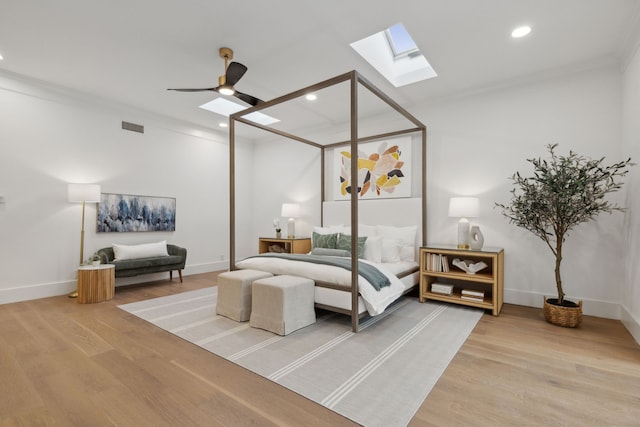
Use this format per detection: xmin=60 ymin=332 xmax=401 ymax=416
xmin=249 ymin=253 xmax=391 ymax=291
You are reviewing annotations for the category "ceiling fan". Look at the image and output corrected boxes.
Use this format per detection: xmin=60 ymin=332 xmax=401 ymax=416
xmin=168 ymin=47 xmax=263 ymax=106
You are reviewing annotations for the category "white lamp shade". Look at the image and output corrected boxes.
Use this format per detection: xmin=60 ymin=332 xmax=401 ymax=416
xmin=68 ymin=184 xmax=101 ymax=203
xmin=281 ymin=203 xmax=300 ymax=218
xmin=448 ymin=197 xmax=479 ymax=218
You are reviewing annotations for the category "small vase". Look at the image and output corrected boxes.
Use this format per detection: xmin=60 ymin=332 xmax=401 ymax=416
xmin=469 ymin=226 xmax=484 ymax=250
xmin=276 ymin=231 xmax=281 ymax=238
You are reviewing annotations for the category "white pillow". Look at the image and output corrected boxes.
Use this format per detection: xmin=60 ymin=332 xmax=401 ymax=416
xmin=381 ymin=238 xmax=402 ymax=263
xmin=113 ymin=240 xmax=169 ymax=261
xmin=313 ymin=225 xmax=344 ymax=235
xmin=363 ymin=235 xmax=382 ymax=263
xmin=377 ymin=225 xmax=417 ymax=262
xmin=359 ymin=224 xmax=378 ymax=237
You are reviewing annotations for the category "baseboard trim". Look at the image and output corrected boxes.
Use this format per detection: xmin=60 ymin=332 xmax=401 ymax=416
xmin=620 ymin=305 xmax=640 ymax=346
xmin=0 ymin=261 xmax=229 ymax=305
xmin=504 ymin=289 xmax=622 ymax=320
xmin=0 ymin=279 xmax=77 ymax=305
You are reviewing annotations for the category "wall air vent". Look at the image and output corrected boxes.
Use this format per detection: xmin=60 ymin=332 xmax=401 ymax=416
xmin=122 ymin=121 xmax=144 ymax=133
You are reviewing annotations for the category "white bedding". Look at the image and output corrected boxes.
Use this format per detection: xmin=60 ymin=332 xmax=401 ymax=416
xmin=235 ymin=255 xmax=417 ymax=316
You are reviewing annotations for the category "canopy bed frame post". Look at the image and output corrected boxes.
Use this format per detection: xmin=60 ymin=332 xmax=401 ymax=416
xmin=422 ymin=127 xmax=427 ymax=247
xmin=350 ymin=71 xmax=359 ymax=333
xmin=229 ymin=117 xmax=237 ymax=271
xmin=320 ymin=146 xmax=325 ymax=225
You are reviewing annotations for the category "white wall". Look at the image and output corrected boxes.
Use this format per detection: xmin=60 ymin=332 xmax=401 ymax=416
xmin=621 ymin=42 xmax=640 ymax=342
xmin=415 ymin=64 xmax=627 ymax=319
xmin=0 ymin=71 xmax=231 ymax=303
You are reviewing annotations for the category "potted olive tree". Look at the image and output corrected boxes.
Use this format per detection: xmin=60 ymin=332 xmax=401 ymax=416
xmin=496 ymin=144 xmax=633 ymax=327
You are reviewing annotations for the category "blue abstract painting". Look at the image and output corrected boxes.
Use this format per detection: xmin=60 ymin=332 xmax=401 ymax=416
xmin=97 ymin=193 xmax=176 ymax=232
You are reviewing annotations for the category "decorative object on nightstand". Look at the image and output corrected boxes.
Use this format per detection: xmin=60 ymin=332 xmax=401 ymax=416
xmin=281 ymin=203 xmax=300 ymax=238
xmin=497 ymin=144 xmax=633 ymax=327
xmin=68 ymin=183 xmax=101 ymax=298
xmin=273 ymin=218 xmax=282 ymax=238
xmin=469 ymin=225 xmax=484 ymax=250
xmin=448 ymin=197 xmax=479 ymax=249
xmin=452 ymin=258 xmax=488 ymax=274
xmin=88 ymin=252 xmax=101 ymax=266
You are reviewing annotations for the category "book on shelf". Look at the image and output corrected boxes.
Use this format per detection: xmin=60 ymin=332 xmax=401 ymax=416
xmin=430 ymin=282 xmax=454 ymax=295
xmin=461 ymin=295 xmax=485 ymax=302
xmin=461 ymin=289 xmax=485 ymax=298
xmin=427 ymin=253 xmax=449 ymax=272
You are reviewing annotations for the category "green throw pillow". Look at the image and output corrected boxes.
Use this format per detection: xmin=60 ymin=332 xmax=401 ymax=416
xmin=311 ymin=248 xmax=351 ymax=257
xmin=336 ymin=234 xmax=367 ymax=258
xmin=312 ymin=232 xmax=338 ymax=249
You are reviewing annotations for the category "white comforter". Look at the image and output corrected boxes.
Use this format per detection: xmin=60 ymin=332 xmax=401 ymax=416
xmin=235 ymin=256 xmax=411 ymax=315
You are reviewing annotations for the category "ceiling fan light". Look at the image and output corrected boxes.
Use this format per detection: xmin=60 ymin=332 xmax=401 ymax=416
xmin=219 ymin=86 xmax=235 ymax=96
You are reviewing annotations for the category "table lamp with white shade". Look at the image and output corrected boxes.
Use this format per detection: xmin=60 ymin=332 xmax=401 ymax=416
xmin=281 ymin=203 xmax=300 ymax=238
xmin=448 ymin=197 xmax=479 ymax=249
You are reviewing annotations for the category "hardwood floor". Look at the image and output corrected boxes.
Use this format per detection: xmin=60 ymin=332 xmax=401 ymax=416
xmin=2 ymin=272 xmax=639 ymax=426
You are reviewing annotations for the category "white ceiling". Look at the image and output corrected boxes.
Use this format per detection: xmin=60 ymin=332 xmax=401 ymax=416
xmin=1 ymin=0 xmax=639 ymax=138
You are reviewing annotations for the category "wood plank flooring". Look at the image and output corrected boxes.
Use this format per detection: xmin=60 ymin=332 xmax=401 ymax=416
xmin=1 ymin=271 xmax=639 ymax=426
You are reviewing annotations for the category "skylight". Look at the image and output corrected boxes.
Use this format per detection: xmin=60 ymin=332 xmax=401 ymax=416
xmin=385 ymin=23 xmax=419 ymax=58
xmin=351 ymin=22 xmax=436 ymax=87
xmin=199 ymin=97 xmax=279 ymax=126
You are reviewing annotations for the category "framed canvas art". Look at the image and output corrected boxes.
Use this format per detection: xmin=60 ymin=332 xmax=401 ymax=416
xmin=97 ymin=193 xmax=176 ymax=232
xmin=334 ymin=136 xmax=412 ymax=200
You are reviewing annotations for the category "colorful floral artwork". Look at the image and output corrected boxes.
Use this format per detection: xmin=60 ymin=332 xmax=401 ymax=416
xmin=335 ymin=137 xmax=411 ymax=199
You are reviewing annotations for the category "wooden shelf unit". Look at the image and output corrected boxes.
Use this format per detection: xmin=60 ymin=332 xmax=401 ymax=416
xmin=258 ymin=237 xmax=311 ymax=255
xmin=419 ymin=245 xmax=504 ymax=316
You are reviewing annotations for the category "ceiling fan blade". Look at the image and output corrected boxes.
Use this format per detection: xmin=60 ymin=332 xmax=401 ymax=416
xmin=234 ymin=90 xmax=263 ymax=107
xmin=167 ymin=87 xmax=218 ymax=92
xmin=225 ymin=62 xmax=248 ymax=87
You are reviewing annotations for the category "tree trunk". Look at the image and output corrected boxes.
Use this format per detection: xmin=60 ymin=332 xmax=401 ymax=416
xmin=555 ymin=239 xmax=564 ymax=304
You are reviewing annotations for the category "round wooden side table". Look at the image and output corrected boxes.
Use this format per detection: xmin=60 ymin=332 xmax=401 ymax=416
xmin=77 ymin=264 xmax=115 ymax=304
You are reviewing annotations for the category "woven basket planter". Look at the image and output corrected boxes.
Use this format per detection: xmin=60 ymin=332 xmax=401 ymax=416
xmin=543 ymin=297 xmax=582 ymax=328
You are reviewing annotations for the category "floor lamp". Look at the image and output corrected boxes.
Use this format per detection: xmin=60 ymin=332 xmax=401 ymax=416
xmin=68 ymin=183 xmax=101 ymax=297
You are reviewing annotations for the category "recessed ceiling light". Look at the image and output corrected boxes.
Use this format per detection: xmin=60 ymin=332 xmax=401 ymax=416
xmin=0 ymin=52 xmax=4 ymax=60
xmin=219 ymin=122 xmax=228 ymax=128
xmin=306 ymin=93 xmax=317 ymax=101
xmin=511 ymin=26 xmax=531 ymax=38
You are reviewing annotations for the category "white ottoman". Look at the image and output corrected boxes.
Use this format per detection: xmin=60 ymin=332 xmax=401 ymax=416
xmin=216 ymin=269 xmax=273 ymax=321
xmin=250 ymin=275 xmax=316 ymax=335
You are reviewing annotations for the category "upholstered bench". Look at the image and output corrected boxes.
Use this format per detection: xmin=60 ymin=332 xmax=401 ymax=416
xmin=250 ymin=275 xmax=316 ymax=335
xmin=216 ymin=269 xmax=273 ymax=321
xmin=97 ymin=241 xmax=187 ymax=283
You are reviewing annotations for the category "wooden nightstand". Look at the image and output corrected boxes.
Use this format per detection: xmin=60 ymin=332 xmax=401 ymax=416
xmin=419 ymin=245 xmax=504 ymax=316
xmin=258 ymin=237 xmax=311 ymax=254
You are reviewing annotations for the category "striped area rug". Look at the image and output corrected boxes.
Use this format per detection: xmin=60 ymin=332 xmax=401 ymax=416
xmin=119 ymin=287 xmax=483 ymax=427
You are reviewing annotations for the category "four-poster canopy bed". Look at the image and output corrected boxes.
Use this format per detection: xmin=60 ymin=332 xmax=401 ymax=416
xmin=228 ymin=70 xmax=427 ymax=332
